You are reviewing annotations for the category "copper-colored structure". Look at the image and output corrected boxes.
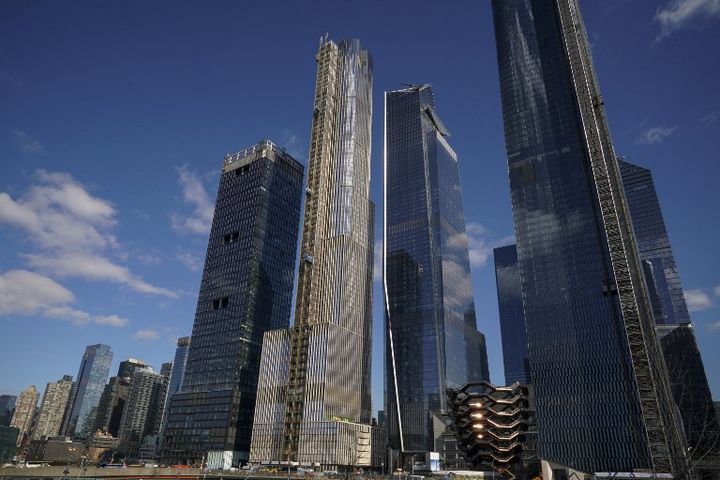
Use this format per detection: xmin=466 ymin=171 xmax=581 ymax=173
xmin=447 ymin=381 xmax=539 ymax=479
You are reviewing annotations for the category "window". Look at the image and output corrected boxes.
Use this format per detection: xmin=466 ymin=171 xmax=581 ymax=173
xmin=222 ymin=231 xmax=240 ymax=244
xmin=212 ymin=297 xmax=230 ymax=310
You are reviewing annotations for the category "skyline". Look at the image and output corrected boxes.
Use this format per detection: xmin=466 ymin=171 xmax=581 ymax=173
xmin=1 ymin=0 xmax=720 ymax=417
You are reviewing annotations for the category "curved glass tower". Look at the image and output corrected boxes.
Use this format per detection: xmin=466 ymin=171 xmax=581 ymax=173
xmin=384 ymin=84 xmax=488 ymax=454
xmin=491 ymin=0 xmax=686 ymax=474
xmin=63 ymin=344 xmax=113 ymax=438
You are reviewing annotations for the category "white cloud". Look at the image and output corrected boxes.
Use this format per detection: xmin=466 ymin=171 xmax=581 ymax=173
xmin=714 ymin=285 xmax=720 ymax=296
xmin=373 ymin=239 xmax=383 ymax=282
xmin=635 ymin=126 xmax=678 ymax=145
xmin=177 ymin=251 xmax=204 ymax=272
xmin=465 ymin=223 xmax=491 ymax=268
xmin=0 ymin=170 xmax=176 ymax=298
xmin=170 ymin=166 xmax=215 ymax=235
xmin=464 ymin=223 xmax=515 ymax=269
xmin=94 ymin=315 xmax=128 ymax=327
xmin=135 ymin=250 xmax=162 ymax=266
xmin=134 ymin=328 xmax=160 ymax=341
xmin=684 ymin=289 xmax=713 ymax=312
xmin=0 ymin=269 xmax=127 ymax=327
xmin=280 ymin=130 xmax=305 ymax=161
xmin=0 ymin=269 xmax=73 ymax=315
xmin=700 ymin=110 xmax=720 ymax=127
xmin=12 ymin=130 xmax=44 ymax=154
xmin=707 ymin=320 xmax=720 ymax=333
xmin=655 ymin=0 xmax=720 ymax=39
xmin=25 ymin=252 xmax=178 ymax=298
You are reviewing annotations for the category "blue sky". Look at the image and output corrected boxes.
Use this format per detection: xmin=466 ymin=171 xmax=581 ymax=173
xmin=1 ymin=1 xmax=719 ymax=414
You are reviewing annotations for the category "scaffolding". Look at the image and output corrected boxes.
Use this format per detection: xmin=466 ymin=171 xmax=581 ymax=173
xmin=555 ymin=0 xmax=687 ymax=476
xmin=281 ymin=36 xmax=341 ymax=462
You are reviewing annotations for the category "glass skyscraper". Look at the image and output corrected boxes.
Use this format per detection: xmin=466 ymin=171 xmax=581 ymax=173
xmin=494 ymin=159 xmax=720 ymax=462
xmin=493 ymin=244 xmax=531 ymax=385
xmin=618 ymin=159 xmax=689 ymax=325
xmin=161 ymin=140 xmax=304 ymax=466
xmin=63 ymin=344 xmax=113 ymax=438
xmin=158 ymin=336 xmax=190 ymax=444
xmin=384 ymin=84 xmax=488 ymax=454
xmin=250 ymin=37 xmax=378 ymax=469
xmin=491 ymin=0 xmax=685 ymax=474
xmin=0 ymin=395 xmax=16 ymax=427
xmin=619 ymin=159 xmax=719 ymax=457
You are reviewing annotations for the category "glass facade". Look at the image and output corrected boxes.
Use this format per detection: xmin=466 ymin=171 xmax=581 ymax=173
xmin=0 ymin=426 xmax=19 ymax=463
xmin=63 ymin=344 xmax=113 ymax=438
xmin=493 ymin=160 xmax=720 ymax=460
xmin=384 ymin=84 xmax=488 ymax=453
xmin=158 ymin=336 xmax=191 ymax=443
xmin=493 ymin=244 xmax=531 ymax=385
xmin=492 ymin=0 xmax=684 ymax=473
xmin=161 ymin=141 xmax=303 ymax=465
xmin=656 ymin=324 xmax=719 ymax=458
xmin=619 ymin=160 xmax=690 ymax=325
xmin=0 ymin=395 xmax=16 ymax=427
xmin=619 ymin=159 xmax=719 ymax=456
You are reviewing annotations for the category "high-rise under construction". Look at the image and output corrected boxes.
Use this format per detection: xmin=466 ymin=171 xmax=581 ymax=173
xmin=250 ymin=36 xmax=380 ymax=469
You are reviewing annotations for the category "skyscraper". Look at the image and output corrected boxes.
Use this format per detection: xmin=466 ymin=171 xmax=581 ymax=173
xmin=493 ymin=244 xmax=531 ymax=385
xmin=94 ymin=359 xmax=151 ymax=437
xmin=250 ymin=36 xmax=376 ymax=468
xmin=160 ymin=362 xmax=172 ymax=378
xmin=31 ymin=375 xmax=73 ymax=440
xmin=158 ymin=336 xmax=190 ymax=443
xmin=10 ymin=385 xmax=38 ymax=447
xmin=94 ymin=378 xmax=131 ymax=437
xmin=491 ymin=0 xmax=685 ymax=475
xmin=0 ymin=395 xmax=16 ymax=427
xmin=63 ymin=344 xmax=113 ymax=438
xmin=118 ymin=368 xmax=167 ymax=458
xmin=383 ymin=84 xmax=489 ymax=454
xmin=494 ymin=160 xmax=720 ymax=463
xmin=161 ymin=140 xmax=304 ymax=466
xmin=117 ymin=359 xmax=148 ymax=379
xmin=619 ymin=159 xmax=719 ymax=457
xmin=117 ymin=368 xmax=168 ymax=458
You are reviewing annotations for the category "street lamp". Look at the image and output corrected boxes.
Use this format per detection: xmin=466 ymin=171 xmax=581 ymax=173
xmin=76 ymin=454 xmax=87 ymax=480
